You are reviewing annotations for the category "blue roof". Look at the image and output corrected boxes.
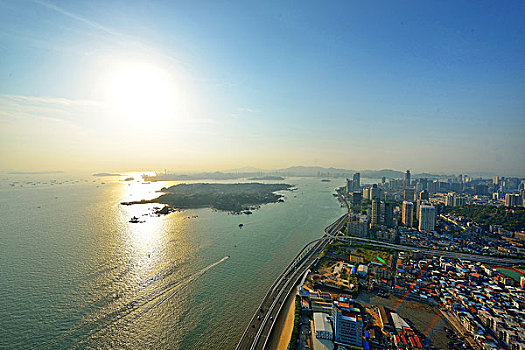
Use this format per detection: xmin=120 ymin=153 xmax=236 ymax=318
xmin=363 ymin=340 xmax=370 ymax=350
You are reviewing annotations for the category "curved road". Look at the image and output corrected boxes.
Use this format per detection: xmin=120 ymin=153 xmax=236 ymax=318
xmin=236 ymin=213 xmax=525 ymax=350
xmin=235 ymin=214 xmax=347 ymax=350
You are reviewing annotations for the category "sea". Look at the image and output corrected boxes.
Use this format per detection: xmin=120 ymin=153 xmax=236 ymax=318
xmin=0 ymin=174 xmax=347 ymax=349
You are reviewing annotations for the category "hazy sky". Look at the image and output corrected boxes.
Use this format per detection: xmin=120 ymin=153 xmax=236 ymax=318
xmin=1 ymin=1 xmax=524 ymax=175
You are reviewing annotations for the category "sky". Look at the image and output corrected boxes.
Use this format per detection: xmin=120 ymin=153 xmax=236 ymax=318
xmin=1 ymin=0 xmax=524 ymax=175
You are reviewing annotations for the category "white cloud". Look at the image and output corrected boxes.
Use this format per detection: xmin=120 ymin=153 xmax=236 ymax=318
xmin=0 ymin=94 xmax=103 ymax=125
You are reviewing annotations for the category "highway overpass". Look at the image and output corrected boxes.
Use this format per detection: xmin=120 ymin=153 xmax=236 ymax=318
xmin=236 ymin=214 xmax=525 ymax=349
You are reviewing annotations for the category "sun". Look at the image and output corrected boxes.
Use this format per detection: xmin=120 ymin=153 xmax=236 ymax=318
xmin=104 ymin=60 xmax=177 ymax=123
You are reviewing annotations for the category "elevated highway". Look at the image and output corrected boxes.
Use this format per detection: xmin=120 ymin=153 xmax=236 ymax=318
xmin=237 ymin=213 xmax=525 ymax=349
xmin=235 ymin=214 xmax=347 ymax=350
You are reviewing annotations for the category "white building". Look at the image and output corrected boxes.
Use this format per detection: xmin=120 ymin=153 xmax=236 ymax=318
xmin=313 ymin=312 xmax=333 ymax=340
xmin=418 ymin=205 xmax=436 ymax=232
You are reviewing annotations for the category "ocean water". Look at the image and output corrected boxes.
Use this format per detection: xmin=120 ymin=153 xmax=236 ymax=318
xmin=0 ymin=175 xmax=345 ymax=349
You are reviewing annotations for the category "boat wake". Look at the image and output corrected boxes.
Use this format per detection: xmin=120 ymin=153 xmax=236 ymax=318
xmin=44 ymin=256 xmax=230 ymax=349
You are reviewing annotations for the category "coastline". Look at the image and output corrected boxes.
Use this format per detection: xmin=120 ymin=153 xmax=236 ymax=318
xmin=266 ymin=289 xmax=296 ymax=350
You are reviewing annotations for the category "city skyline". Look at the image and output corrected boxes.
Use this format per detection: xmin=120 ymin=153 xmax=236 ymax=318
xmin=1 ymin=1 xmax=524 ymax=174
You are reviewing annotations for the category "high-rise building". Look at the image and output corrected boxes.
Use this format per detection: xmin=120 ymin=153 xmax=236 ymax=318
xmin=493 ymin=176 xmax=499 ymax=185
xmin=445 ymin=194 xmax=455 ymax=207
xmin=505 ymin=194 xmax=522 ymax=207
xmin=371 ymin=200 xmax=380 ymax=226
xmin=415 ymin=200 xmax=422 ymax=220
xmin=347 ymin=213 xmax=369 ymax=237
xmin=383 ymin=202 xmax=394 ymax=228
xmin=402 ymin=201 xmax=414 ymax=227
xmin=474 ymin=184 xmax=489 ymax=196
xmin=370 ymin=184 xmax=379 ymax=200
xmin=371 ymin=200 xmax=393 ymax=227
xmin=351 ymin=191 xmax=362 ymax=207
xmin=362 ymin=187 xmax=370 ymax=200
xmin=404 ymin=170 xmax=411 ymax=188
xmin=427 ymin=181 xmax=439 ymax=193
xmin=419 ymin=205 xmax=436 ymax=231
xmin=403 ymin=188 xmax=414 ymax=201
xmin=454 ymin=196 xmax=467 ymax=207
xmin=353 ymin=172 xmax=360 ymax=190
xmin=418 ymin=190 xmax=429 ymax=201
xmin=346 ymin=178 xmax=353 ymax=194
xmin=332 ymin=303 xmax=363 ymax=348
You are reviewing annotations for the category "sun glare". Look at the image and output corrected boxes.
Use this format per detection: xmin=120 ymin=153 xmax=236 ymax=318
xmin=104 ymin=60 xmax=178 ymax=123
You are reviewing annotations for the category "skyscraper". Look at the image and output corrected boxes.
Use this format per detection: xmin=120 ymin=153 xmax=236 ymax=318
xmin=404 ymin=170 xmax=411 ymax=188
xmin=362 ymin=187 xmax=370 ymax=200
xmin=371 ymin=200 xmax=393 ymax=227
xmin=353 ymin=172 xmax=361 ymax=190
xmin=403 ymin=188 xmax=414 ymax=201
xmin=402 ymin=201 xmax=414 ymax=227
xmin=346 ymin=178 xmax=353 ymax=194
xmin=383 ymin=202 xmax=394 ymax=227
xmin=369 ymin=184 xmax=379 ymax=200
xmin=351 ymin=191 xmax=362 ymax=207
xmin=453 ymin=196 xmax=467 ymax=207
xmin=505 ymin=194 xmax=522 ymax=207
xmin=418 ymin=205 xmax=436 ymax=231
xmin=347 ymin=213 xmax=369 ymax=237
xmin=371 ymin=200 xmax=380 ymax=226
xmin=445 ymin=194 xmax=455 ymax=207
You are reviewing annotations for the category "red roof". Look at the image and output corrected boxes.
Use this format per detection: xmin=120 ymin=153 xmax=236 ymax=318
xmin=409 ymin=337 xmax=416 ymax=347
xmin=415 ymin=336 xmax=423 ymax=348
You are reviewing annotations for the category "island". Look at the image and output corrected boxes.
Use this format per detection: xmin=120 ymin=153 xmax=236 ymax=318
xmin=121 ymin=182 xmax=292 ymax=213
xmin=93 ymin=172 xmax=122 ymax=177
xmin=248 ymin=176 xmax=285 ymax=181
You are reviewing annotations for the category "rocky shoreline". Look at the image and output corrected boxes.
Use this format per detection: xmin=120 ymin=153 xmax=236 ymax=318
xmin=121 ymin=182 xmax=294 ymax=214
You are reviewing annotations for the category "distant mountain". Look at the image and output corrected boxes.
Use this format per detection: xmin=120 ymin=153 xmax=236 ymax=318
xmin=271 ymin=166 xmax=352 ymax=177
xmin=93 ymin=173 xmax=122 ymax=177
xmin=358 ymin=169 xmax=404 ymax=179
xmin=275 ymin=167 xmax=407 ymax=179
xmin=413 ymin=172 xmax=442 ymax=179
xmin=148 ymin=166 xmax=491 ymax=181
xmin=224 ymin=166 xmax=266 ymax=173
xmin=145 ymin=171 xmax=253 ymax=181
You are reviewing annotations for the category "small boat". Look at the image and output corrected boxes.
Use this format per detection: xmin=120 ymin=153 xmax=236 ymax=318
xmin=238 ymin=223 xmax=244 ymax=228
xmin=129 ymin=216 xmax=141 ymax=223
